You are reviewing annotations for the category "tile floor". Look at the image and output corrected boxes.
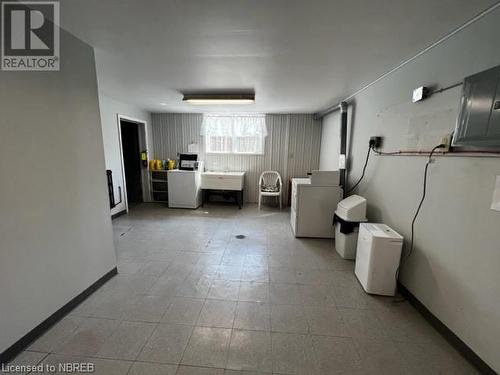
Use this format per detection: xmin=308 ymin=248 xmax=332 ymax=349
xmin=13 ymin=203 xmax=478 ymax=374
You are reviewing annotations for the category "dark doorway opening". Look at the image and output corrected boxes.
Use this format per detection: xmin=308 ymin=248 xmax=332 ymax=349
xmin=120 ymin=120 xmax=143 ymax=204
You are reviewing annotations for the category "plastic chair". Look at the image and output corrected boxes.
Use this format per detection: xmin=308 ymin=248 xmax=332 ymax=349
xmin=258 ymin=171 xmax=282 ymax=210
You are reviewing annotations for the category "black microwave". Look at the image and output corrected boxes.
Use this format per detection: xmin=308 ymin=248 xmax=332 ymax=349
xmin=179 ymin=153 xmax=198 ymax=170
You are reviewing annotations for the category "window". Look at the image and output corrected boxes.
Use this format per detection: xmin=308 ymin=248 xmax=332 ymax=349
xmin=201 ymin=114 xmax=267 ymax=154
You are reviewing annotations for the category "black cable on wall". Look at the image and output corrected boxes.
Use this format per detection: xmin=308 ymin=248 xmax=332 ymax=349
xmin=346 ymin=144 xmax=372 ymax=195
xmin=395 ymin=143 xmax=445 ymax=284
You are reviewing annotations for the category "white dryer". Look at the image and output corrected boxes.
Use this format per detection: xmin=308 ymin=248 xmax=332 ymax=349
xmin=290 ymin=171 xmax=343 ymax=238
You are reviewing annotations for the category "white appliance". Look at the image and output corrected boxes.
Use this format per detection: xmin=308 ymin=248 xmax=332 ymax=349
xmin=167 ymin=167 xmax=202 ymax=209
xmin=336 ymin=195 xmax=367 ymax=221
xmin=201 ymin=171 xmax=245 ymax=208
xmin=334 ymin=195 xmax=367 ymax=260
xmin=291 ymin=170 xmax=343 ymax=238
xmin=201 ymin=171 xmax=245 ymax=190
xmin=355 ymin=223 xmax=404 ymax=296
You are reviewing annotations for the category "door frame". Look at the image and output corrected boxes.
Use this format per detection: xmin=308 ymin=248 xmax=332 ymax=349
xmin=117 ymin=114 xmax=150 ymax=212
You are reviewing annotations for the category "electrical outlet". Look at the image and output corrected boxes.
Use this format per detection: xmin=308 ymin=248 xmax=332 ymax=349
xmin=339 ymin=154 xmax=346 ymax=169
xmin=440 ymin=134 xmax=452 ymax=152
xmin=369 ymin=136 xmax=383 ymax=149
xmin=491 ymin=176 xmax=500 ymax=212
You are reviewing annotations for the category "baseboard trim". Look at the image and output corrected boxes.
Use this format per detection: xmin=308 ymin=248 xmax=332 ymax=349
xmin=111 ymin=209 xmax=127 ymax=219
xmin=0 ymin=267 xmax=118 ymax=364
xmin=398 ymin=283 xmax=497 ymax=375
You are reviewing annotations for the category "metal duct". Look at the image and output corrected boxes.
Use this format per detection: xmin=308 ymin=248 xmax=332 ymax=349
xmin=339 ymin=102 xmax=348 ymax=197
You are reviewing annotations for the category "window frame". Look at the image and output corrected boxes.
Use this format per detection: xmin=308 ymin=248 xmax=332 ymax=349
xmin=203 ymin=116 xmax=266 ymax=155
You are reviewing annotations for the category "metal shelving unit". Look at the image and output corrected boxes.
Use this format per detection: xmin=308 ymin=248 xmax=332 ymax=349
xmin=149 ymin=170 xmax=169 ymax=202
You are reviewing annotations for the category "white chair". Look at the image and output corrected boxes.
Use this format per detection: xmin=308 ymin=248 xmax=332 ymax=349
xmin=258 ymin=171 xmax=283 ymax=210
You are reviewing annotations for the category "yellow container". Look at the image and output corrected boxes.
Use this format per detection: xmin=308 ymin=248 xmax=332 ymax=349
xmin=168 ymin=159 xmax=176 ymax=170
xmin=149 ymin=160 xmax=156 ymax=170
xmin=155 ymin=159 xmax=163 ymax=170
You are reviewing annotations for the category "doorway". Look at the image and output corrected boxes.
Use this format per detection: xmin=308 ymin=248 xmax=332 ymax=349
xmin=120 ymin=119 xmax=143 ymax=205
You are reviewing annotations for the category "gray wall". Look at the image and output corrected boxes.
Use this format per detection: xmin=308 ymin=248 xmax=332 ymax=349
xmin=319 ymin=8 xmax=500 ymax=371
xmin=0 ymin=31 xmax=116 ymax=353
xmin=98 ymin=94 xmax=152 ymax=215
xmin=319 ymin=112 xmax=341 ymax=170
xmin=151 ymin=114 xmax=322 ymax=203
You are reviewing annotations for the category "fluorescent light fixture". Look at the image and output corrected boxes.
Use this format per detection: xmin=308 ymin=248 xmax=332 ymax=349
xmin=186 ymin=98 xmax=254 ymax=104
xmin=183 ymin=93 xmax=255 ymax=105
xmin=160 ymin=102 xmax=167 ymax=106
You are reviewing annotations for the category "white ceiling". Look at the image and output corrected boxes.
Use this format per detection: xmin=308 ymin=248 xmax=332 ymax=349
xmin=61 ymin=0 xmax=496 ymax=113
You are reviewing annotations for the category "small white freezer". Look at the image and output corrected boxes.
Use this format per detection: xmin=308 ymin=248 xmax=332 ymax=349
xmin=355 ymin=223 xmax=403 ymax=296
xmin=168 ymin=169 xmax=202 ymax=209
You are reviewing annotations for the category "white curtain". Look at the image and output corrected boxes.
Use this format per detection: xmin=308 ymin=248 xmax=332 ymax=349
xmin=201 ymin=114 xmax=267 ymax=137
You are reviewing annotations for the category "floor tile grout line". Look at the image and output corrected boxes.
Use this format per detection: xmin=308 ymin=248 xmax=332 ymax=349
xmin=177 ymin=295 xmax=207 ymax=367
xmin=48 ymin=320 xmax=435 ymax=361
xmin=224 ymin=279 xmax=242 ymax=370
xmin=130 ymin=318 xmax=162 ymax=368
xmin=25 ymin=352 xmax=50 ymax=375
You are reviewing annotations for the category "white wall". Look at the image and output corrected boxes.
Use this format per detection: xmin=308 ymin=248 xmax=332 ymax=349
xmin=98 ymin=94 xmax=152 ymax=215
xmin=319 ymin=112 xmax=341 ymax=170
xmin=0 ymin=32 xmax=116 ymax=354
xmin=319 ymin=8 xmax=500 ymax=371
